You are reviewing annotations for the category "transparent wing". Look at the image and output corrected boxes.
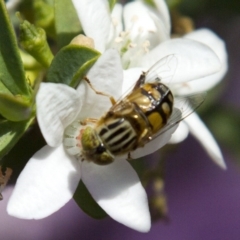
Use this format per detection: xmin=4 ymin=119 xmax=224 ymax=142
xmin=145 ymin=54 xmax=178 ymax=84
xmin=109 ymin=55 xmax=179 ymax=110
xmin=153 ymin=92 xmax=207 ymax=138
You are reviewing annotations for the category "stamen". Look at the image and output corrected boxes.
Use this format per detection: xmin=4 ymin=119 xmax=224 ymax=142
xmin=115 ymin=37 xmax=123 ymax=43
xmin=131 ymin=15 xmax=139 ymax=23
xmin=129 ymin=43 xmax=137 ymax=48
xmin=108 ymin=14 xmax=152 ymax=69
xmin=142 ymin=40 xmax=150 ymax=53
xmin=120 ymin=31 xmax=129 ymax=38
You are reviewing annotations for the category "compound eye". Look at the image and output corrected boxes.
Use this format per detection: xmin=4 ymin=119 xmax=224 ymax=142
xmin=95 ymin=143 xmax=106 ymax=154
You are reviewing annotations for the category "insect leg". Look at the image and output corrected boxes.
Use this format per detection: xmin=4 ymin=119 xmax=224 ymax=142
xmin=133 ymin=71 xmax=147 ymax=90
xmin=80 ymin=118 xmax=98 ymax=125
xmin=127 ymin=152 xmax=132 ymax=160
xmin=84 ymin=77 xmax=116 ymax=105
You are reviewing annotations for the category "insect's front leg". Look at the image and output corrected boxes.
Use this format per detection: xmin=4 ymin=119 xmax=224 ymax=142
xmin=84 ymin=77 xmax=117 ymax=106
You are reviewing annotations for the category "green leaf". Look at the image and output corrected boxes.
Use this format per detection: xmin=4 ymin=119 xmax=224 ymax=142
xmin=0 ymin=117 xmax=34 ymax=159
xmin=0 ymin=1 xmax=30 ymax=97
xmin=0 ymin=93 xmax=33 ymax=121
xmin=46 ymin=45 xmax=100 ymax=88
xmin=1 ymin=122 xmax=45 ymax=178
xmin=0 ymin=81 xmax=12 ymax=95
xmin=74 ymin=180 xmax=107 ymax=219
xmin=54 ymin=0 xmax=82 ymax=49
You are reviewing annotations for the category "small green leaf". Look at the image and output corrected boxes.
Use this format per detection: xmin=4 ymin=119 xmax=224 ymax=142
xmin=0 ymin=93 xmax=33 ymax=121
xmin=46 ymin=45 xmax=100 ymax=88
xmin=0 ymin=117 xmax=34 ymax=159
xmin=74 ymin=180 xmax=107 ymax=219
xmin=54 ymin=0 xmax=82 ymax=49
xmin=108 ymin=0 xmax=116 ymax=11
xmin=0 ymin=1 xmax=30 ymax=97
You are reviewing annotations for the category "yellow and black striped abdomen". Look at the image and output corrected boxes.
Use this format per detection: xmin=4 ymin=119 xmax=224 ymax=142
xmin=96 ymin=118 xmax=138 ymax=156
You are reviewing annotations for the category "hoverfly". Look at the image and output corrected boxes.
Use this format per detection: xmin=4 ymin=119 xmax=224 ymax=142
xmin=63 ymin=55 xmax=206 ymax=165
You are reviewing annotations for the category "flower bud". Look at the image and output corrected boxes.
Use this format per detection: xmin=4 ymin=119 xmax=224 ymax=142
xmin=70 ymin=34 xmax=95 ymax=49
xmin=19 ymin=18 xmax=54 ymax=68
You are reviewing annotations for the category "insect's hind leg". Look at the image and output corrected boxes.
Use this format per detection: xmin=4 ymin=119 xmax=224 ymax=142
xmin=84 ymin=77 xmax=116 ymax=105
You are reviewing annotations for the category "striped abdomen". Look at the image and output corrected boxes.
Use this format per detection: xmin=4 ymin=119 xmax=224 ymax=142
xmin=126 ymin=82 xmax=174 ymax=134
xmin=96 ymin=118 xmax=138 ymax=156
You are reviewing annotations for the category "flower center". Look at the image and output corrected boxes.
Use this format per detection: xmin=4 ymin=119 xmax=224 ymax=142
xmin=109 ymin=15 xmax=151 ymax=69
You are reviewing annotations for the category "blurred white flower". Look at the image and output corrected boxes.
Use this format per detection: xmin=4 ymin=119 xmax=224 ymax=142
xmin=72 ymin=0 xmax=227 ymax=169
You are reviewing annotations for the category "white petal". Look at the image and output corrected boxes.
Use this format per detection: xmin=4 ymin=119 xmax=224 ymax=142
xmin=123 ymin=1 xmax=169 ymax=48
xmin=169 ymin=121 xmax=189 ymax=144
xmin=184 ymin=112 xmax=226 ymax=169
xmin=72 ymin=0 xmax=112 ymax=52
xmin=185 ymin=29 xmax=227 ymax=67
xmin=175 ymin=28 xmax=228 ymax=95
xmin=141 ymin=38 xmax=221 ymax=83
xmin=154 ymin=0 xmax=171 ymax=35
xmin=77 ymin=49 xmax=123 ymax=119
xmin=122 ymin=67 xmax=143 ymax=94
xmin=81 ymin=160 xmax=150 ymax=232
xmin=111 ymin=4 xmax=123 ymax=37
xmin=131 ymin=112 xmax=179 ymax=159
xmin=36 ymin=83 xmax=82 ymax=147
xmin=7 ymin=145 xmax=81 ymax=219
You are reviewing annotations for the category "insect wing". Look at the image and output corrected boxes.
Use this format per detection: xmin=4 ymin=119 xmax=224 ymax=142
xmin=109 ymin=55 xmax=178 ymax=110
xmin=145 ymin=54 xmax=178 ymax=84
xmin=155 ymin=92 xmax=207 ymax=137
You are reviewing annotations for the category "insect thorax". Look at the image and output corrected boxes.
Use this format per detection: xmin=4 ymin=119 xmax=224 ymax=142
xmin=126 ymin=82 xmax=174 ymax=134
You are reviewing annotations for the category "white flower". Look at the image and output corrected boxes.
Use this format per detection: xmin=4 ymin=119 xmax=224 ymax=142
xmin=7 ymin=0 xmax=227 ymax=232
xmin=72 ymin=0 xmax=171 ymax=68
xmin=72 ymin=0 xmax=227 ymax=169
xmin=7 ymin=49 xmax=182 ymax=232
